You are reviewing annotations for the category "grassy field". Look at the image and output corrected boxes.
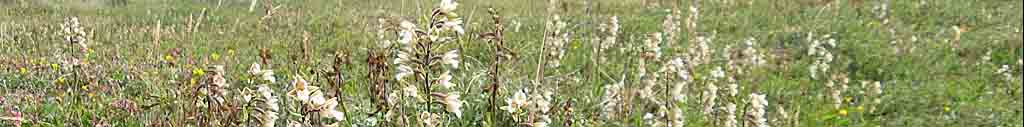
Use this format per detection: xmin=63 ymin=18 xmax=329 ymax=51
xmin=1 ymin=0 xmax=1022 ymax=126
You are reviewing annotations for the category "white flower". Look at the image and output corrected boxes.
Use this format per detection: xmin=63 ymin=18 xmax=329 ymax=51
xmin=442 ymin=50 xmax=460 ymax=68
xmin=287 ymin=121 xmax=302 ymax=127
xmin=402 ymin=85 xmax=421 ymax=101
xmin=502 ymin=90 xmax=529 ymax=114
xmin=531 ymin=92 xmax=552 ymax=113
xmin=249 ymin=63 xmax=276 ymax=83
xmin=438 ymin=71 xmax=456 ymax=89
xmin=256 ymin=85 xmax=279 ymax=127
xmin=749 ymin=93 xmax=769 ymax=127
xmin=438 ymin=0 xmax=458 ymax=13
xmin=319 ymin=98 xmax=346 ymax=122
xmin=419 ymin=112 xmax=440 ymax=127
xmin=396 ymin=65 xmax=413 ymax=81
xmin=398 ymin=21 xmax=417 ymax=45
xmin=531 ymin=115 xmax=552 ymax=127
xmin=287 ymin=76 xmax=320 ymax=103
xmin=711 ymin=67 xmax=725 ymax=79
xmin=442 ymin=19 xmax=465 ymax=35
xmin=433 ymin=93 xmax=464 ymax=118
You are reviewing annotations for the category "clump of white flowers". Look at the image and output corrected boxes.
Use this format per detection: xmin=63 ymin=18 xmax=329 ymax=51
xmin=749 ymin=93 xmax=769 ymax=127
xmin=595 ymin=16 xmax=620 ymax=63
xmin=601 ymin=80 xmax=624 ymax=120
xmin=690 ymin=36 xmax=714 ymax=66
xmin=703 ymin=66 xmax=724 ymax=117
xmin=247 ymin=63 xmax=278 ymax=127
xmin=743 ymin=38 xmax=766 ymax=66
xmin=286 ymin=75 xmax=346 ymax=124
xmin=663 ymin=9 xmax=682 ymax=47
xmin=390 ymin=0 xmax=466 ymax=124
xmin=61 ymin=16 xmax=89 ymax=53
xmin=544 ymin=16 xmax=570 ymax=68
xmin=807 ymin=33 xmax=836 ymax=80
xmin=862 ymin=81 xmax=883 ymax=113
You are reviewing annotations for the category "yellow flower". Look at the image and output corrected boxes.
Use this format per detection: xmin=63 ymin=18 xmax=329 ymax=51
xmin=844 ymin=96 xmax=852 ymax=102
xmin=944 ymin=107 xmax=951 ymax=112
xmin=211 ymin=53 xmax=221 ymax=61
xmin=838 ymin=109 xmax=848 ymax=116
xmin=82 ymin=85 xmax=89 ymax=91
xmin=57 ymin=77 xmax=66 ymax=85
xmin=19 ymin=67 xmax=28 ymax=74
xmin=51 ymin=64 xmax=60 ymax=71
xmin=228 ymin=49 xmax=236 ymax=56
xmin=164 ymin=55 xmax=174 ymax=61
xmin=193 ymin=68 xmax=206 ymax=76
xmin=856 ymin=106 xmax=865 ymax=112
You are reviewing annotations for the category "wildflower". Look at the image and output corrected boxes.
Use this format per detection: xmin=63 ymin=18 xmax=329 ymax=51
xmin=210 ymin=65 xmax=229 ymax=88
xmin=438 ymin=0 xmax=459 ymax=14
xmin=944 ymin=106 xmax=951 ymax=112
xmin=432 ymin=93 xmax=464 ymax=118
xmin=19 ymin=67 xmax=27 ymax=75
xmin=442 ymin=50 xmax=460 ymax=68
xmin=743 ymin=38 xmax=766 ymax=66
xmin=643 ymin=32 xmax=663 ymax=60
xmin=56 ymin=77 xmax=66 ymax=85
xmin=256 ymin=85 xmax=279 ymax=127
xmin=164 ymin=55 xmax=174 ymax=61
xmin=711 ymin=66 xmax=725 ymax=80
xmin=287 ymin=121 xmax=302 ymax=127
xmin=438 ymin=71 xmax=456 ymax=88
xmin=502 ymin=90 xmax=529 ymax=114
xmin=419 ymin=112 xmax=440 ymax=127
xmin=531 ymin=115 xmax=552 ymax=127
xmin=396 ymin=65 xmax=413 ymax=81
xmin=749 ymin=93 xmax=769 ymax=127
xmin=601 ymin=81 xmax=624 ymax=119
xmin=211 ymin=53 xmax=221 ymax=61
xmin=531 ymin=91 xmax=553 ymax=113
xmin=318 ymin=98 xmax=346 ymax=122
xmin=249 ymin=63 xmax=276 ymax=83
xmin=724 ymin=103 xmax=737 ymax=127
xmin=997 ymin=65 xmax=1014 ymax=81
xmin=402 ymin=85 xmax=421 ymax=101
xmin=440 ymin=19 xmax=465 ymax=35
xmin=398 ymin=21 xmax=417 ymax=45
xmin=838 ymin=109 xmax=848 ymax=116
xmin=287 ymin=75 xmax=321 ymax=103
xmin=193 ymin=68 xmax=206 ymax=76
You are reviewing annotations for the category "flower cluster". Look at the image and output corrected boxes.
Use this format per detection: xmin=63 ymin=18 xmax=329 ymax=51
xmin=391 ymin=0 xmax=466 ymax=123
xmin=287 ymin=76 xmax=346 ymax=123
xmin=749 ymin=93 xmax=769 ymax=127
xmin=663 ymin=9 xmax=682 ymax=47
xmin=544 ymin=16 xmax=570 ymax=68
xmin=743 ymin=38 xmax=766 ymax=66
xmin=807 ymin=33 xmax=836 ymax=80
xmin=595 ymin=16 xmax=620 ymax=63
xmin=61 ymin=17 xmax=89 ymax=53
xmin=246 ymin=63 xmax=279 ymax=127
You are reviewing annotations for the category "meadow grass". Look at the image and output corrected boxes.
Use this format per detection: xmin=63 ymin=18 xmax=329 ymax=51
xmin=0 ymin=0 xmax=1022 ymax=126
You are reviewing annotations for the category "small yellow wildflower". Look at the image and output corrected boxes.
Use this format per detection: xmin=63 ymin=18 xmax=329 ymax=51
xmin=838 ymin=109 xmax=849 ymax=116
xmin=57 ymin=77 xmax=66 ymax=85
xmin=856 ymin=106 xmax=865 ymax=112
xmin=164 ymin=55 xmax=174 ymax=61
xmin=51 ymin=64 xmax=60 ymax=71
xmin=844 ymin=96 xmax=852 ymax=102
xmin=19 ymin=67 xmax=28 ymax=74
xmin=82 ymin=85 xmax=89 ymax=91
xmin=228 ymin=49 xmax=236 ymax=56
xmin=193 ymin=68 xmax=206 ymax=76
xmin=944 ymin=107 xmax=951 ymax=112
xmin=211 ymin=53 xmax=221 ymax=61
